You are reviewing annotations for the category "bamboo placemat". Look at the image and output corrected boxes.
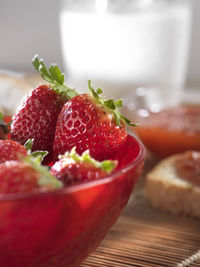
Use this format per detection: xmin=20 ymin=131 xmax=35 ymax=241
xmin=82 ymin=192 xmax=200 ymax=267
xmin=82 ymin=156 xmax=200 ymax=267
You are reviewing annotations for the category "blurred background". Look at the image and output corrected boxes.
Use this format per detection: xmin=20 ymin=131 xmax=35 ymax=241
xmin=0 ymin=0 xmax=199 ymax=110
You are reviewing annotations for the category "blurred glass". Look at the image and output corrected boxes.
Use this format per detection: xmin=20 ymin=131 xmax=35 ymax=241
xmin=60 ymin=0 xmax=192 ymax=110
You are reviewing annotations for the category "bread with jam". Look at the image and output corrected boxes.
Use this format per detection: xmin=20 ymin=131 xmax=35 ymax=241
xmin=146 ymin=151 xmax=200 ymax=218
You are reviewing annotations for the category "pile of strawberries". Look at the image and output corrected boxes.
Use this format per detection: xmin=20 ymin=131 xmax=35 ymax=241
xmin=0 ymin=56 xmax=136 ymax=194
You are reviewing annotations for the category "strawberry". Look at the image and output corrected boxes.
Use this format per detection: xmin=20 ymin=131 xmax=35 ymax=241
xmin=0 ymin=158 xmax=62 ymax=194
xmin=11 ymin=56 xmax=77 ymax=163
xmin=51 ymin=147 xmax=117 ymax=185
xmin=0 ymin=140 xmax=27 ymax=164
xmin=53 ymin=81 xmax=137 ymax=161
xmin=0 ymin=138 xmax=48 ymax=165
xmin=11 ymin=84 xmax=64 ymax=163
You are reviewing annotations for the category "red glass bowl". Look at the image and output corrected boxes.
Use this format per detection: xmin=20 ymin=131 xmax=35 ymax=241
xmin=0 ymin=135 xmax=145 ymax=267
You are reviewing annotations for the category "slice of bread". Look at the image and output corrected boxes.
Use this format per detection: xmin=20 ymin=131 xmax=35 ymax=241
xmin=146 ymin=152 xmax=200 ymax=218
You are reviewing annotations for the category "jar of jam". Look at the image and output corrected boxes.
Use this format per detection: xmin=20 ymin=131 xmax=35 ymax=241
xmin=131 ymin=105 xmax=200 ymax=158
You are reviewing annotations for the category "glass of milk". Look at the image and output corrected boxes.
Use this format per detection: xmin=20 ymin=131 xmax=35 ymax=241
xmin=59 ymin=0 xmax=192 ymax=110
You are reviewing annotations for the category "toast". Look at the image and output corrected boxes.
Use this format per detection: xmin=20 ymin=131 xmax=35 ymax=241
xmin=146 ymin=151 xmax=200 ymax=218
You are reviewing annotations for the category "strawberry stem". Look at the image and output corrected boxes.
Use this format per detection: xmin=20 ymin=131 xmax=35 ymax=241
xmin=60 ymin=147 xmax=117 ymax=174
xmin=24 ymin=155 xmax=62 ymax=189
xmin=88 ymin=80 xmax=138 ymax=127
xmin=24 ymin=139 xmax=48 ymax=162
xmin=32 ymin=55 xmax=78 ymax=100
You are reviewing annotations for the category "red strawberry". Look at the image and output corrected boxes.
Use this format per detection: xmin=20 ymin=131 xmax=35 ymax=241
xmin=0 ymin=159 xmax=62 ymax=194
xmin=11 ymin=84 xmax=65 ymax=162
xmin=0 ymin=140 xmax=27 ymax=164
xmin=11 ymin=56 xmax=77 ymax=163
xmin=51 ymin=147 xmax=117 ymax=185
xmin=53 ymin=81 xmax=137 ymax=161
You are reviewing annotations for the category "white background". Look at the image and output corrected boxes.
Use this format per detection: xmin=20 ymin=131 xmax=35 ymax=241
xmin=0 ymin=0 xmax=200 ymax=87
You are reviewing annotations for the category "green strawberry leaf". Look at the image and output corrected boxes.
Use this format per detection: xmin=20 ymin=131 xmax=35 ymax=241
xmin=30 ymin=151 xmax=48 ymax=162
xmin=115 ymin=100 xmax=123 ymax=108
xmin=32 ymin=55 xmax=78 ymax=100
xmin=104 ymin=99 xmax=115 ymax=110
xmin=24 ymin=139 xmax=34 ymax=152
xmin=24 ymin=139 xmax=48 ymax=162
xmin=60 ymin=147 xmax=117 ymax=174
xmin=24 ymin=155 xmax=62 ymax=189
xmin=49 ymin=64 xmax=65 ymax=84
xmin=88 ymin=80 xmax=138 ymax=127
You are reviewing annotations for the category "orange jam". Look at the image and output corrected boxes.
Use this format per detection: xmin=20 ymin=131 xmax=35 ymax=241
xmin=133 ymin=105 xmax=200 ymax=158
xmin=176 ymin=151 xmax=200 ymax=186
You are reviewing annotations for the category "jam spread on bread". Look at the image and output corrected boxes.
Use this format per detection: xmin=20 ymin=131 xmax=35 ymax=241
xmin=176 ymin=151 xmax=200 ymax=186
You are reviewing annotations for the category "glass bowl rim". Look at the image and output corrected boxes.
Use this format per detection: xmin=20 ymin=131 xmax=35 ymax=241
xmin=0 ymin=134 xmax=146 ymax=202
